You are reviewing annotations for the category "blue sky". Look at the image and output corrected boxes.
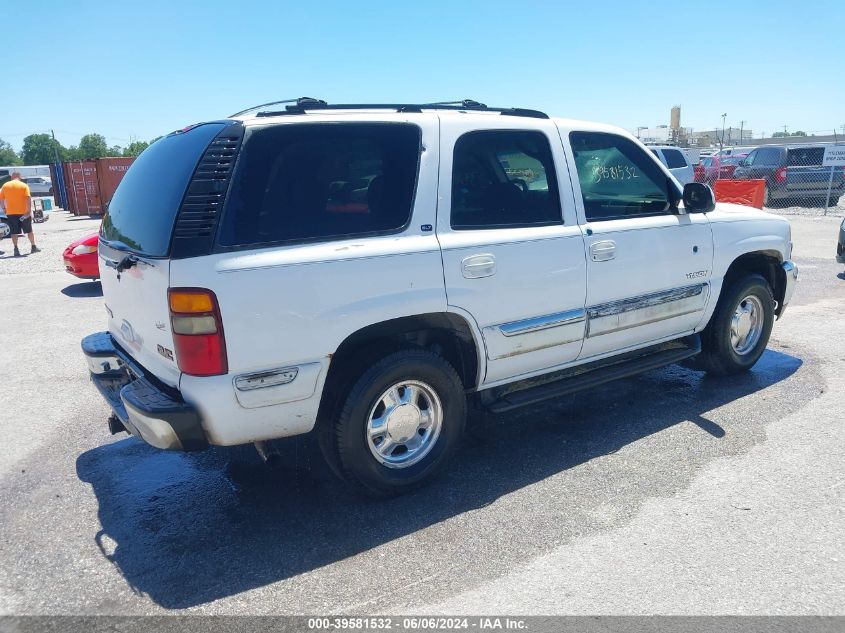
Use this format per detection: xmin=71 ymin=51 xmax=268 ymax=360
xmin=3 ymin=0 xmax=843 ymax=150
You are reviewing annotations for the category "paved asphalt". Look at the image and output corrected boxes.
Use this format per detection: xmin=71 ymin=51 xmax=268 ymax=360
xmin=0 ymin=210 xmax=842 ymax=615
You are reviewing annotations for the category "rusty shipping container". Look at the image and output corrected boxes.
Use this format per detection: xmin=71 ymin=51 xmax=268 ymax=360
xmin=65 ymin=160 xmax=102 ymax=216
xmin=61 ymin=157 xmax=135 ymax=216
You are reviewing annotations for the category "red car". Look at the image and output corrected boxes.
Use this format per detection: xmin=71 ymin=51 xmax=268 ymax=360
xmin=63 ymin=232 xmax=99 ymax=279
xmin=694 ymin=154 xmax=749 ymax=185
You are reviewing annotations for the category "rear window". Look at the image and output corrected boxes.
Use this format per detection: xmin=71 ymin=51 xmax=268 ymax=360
xmin=787 ymin=147 xmax=824 ymax=166
xmin=100 ymin=122 xmax=226 ymax=256
xmin=663 ymin=149 xmax=688 ymax=169
xmin=217 ymin=123 xmax=420 ymax=248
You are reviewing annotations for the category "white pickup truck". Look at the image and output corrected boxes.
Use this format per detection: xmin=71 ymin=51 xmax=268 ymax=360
xmin=82 ymin=99 xmax=797 ymax=497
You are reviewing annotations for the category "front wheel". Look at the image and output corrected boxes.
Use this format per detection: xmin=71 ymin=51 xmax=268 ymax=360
xmin=328 ymin=349 xmax=466 ymax=497
xmin=697 ymin=274 xmax=774 ymax=376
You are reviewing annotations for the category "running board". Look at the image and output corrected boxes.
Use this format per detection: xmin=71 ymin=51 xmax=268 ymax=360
xmin=484 ymin=335 xmax=701 ymax=414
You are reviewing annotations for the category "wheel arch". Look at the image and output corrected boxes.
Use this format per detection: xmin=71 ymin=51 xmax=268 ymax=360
xmin=317 ymin=312 xmax=483 ymax=427
xmin=721 ymin=250 xmax=786 ymax=317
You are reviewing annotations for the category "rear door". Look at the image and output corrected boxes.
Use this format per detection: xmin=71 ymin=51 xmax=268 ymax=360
xmin=437 ymin=117 xmax=587 ymax=385
xmin=99 ymin=122 xmax=228 ymax=387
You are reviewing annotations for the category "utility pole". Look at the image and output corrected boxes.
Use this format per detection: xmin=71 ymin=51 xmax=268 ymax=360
xmin=50 ymin=130 xmax=66 ymax=210
xmin=739 ymin=120 xmax=745 ymax=144
xmin=783 ymin=124 xmax=788 ymax=136
xmin=720 ymin=113 xmax=727 ymax=150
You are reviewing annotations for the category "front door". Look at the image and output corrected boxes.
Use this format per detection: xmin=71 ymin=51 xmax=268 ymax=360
xmin=563 ymin=129 xmax=714 ymax=360
xmin=437 ymin=117 xmax=587 ymax=385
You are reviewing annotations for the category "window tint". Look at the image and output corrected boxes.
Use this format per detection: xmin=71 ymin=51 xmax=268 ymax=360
xmin=756 ymin=147 xmax=783 ymax=166
xmin=101 ymin=122 xmax=226 ymax=256
xmin=451 ymin=130 xmax=561 ymax=230
xmin=787 ymin=147 xmax=824 ymax=166
xmin=744 ymin=150 xmax=757 ymax=166
xmin=663 ymin=149 xmax=688 ymax=169
xmin=570 ymin=132 xmax=676 ymax=222
xmin=218 ymin=123 xmax=420 ymax=247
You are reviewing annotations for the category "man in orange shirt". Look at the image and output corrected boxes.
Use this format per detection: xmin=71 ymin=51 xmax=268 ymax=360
xmin=0 ymin=171 xmax=40 ymax=256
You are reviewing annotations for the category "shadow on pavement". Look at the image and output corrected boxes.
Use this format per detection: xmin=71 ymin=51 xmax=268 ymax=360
xmin=62 ymin=281 xmax=103 ymax=297
xmin=76 ymin=349 xmax=801 ymax=609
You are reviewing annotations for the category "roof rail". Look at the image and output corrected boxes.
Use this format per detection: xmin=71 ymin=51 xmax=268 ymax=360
xmin=239 ymin=97 xmax=549 ymax=119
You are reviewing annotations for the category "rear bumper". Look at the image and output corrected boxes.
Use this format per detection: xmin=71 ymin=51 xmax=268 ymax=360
xmin=81 ymin=332 xmax=207 ymax=451
xmin=770 ymin=184 xmax=845 ymax=200
xmin=63 ymin=250 xmax=99 ymax=279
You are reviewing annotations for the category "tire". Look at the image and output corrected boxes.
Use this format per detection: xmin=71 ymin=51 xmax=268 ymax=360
xmin=328 ymin=349 xmax=466 ymax=497
xmin=697 ymin=274 xmax=774 ymax=376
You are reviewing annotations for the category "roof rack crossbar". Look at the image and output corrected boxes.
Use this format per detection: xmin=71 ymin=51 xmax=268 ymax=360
xmin=230 ymin=96 xmax=327 ymax=118
xmin=252 ymin=101 xmax=548 ymax=119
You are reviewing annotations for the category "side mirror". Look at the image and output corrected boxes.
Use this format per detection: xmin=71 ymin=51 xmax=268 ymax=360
xmin=683 ymin=182 xmax=716 ymax=213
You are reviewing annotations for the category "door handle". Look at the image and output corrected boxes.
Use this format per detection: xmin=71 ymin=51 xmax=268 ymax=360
xmin=590 ymin=240 xmax=616 ymax=262
xmin=461 ymin=254 xmax=496 ymax=279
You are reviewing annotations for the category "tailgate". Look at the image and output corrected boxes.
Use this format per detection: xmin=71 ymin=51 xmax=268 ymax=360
xmin=95 ymin=121 xmax=231 ymax=387
xmin=786 ymin=166 xmax=841 ymax=191
xmin=99 ymin=242 xmax=179 ymax=386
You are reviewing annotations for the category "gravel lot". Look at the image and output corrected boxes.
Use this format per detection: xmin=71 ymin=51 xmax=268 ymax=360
xmin=0 ymin=208 xmax=843 ymax=616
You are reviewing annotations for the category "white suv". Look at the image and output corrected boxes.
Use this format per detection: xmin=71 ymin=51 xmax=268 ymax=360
xmin=648 ymin=145 xmax=695 ymax=185
xmin=82 ymin=99 xmax=797 ymax=496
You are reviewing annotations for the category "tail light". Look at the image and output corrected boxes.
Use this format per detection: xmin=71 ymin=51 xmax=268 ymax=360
xmin=168 ymin=288 xmax=227 ymax=376
xmin=775 ymin=167 xmax=787 ymax=183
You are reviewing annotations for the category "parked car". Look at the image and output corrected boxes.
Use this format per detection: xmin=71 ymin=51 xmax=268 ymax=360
xmin=649 ymin=145 xmax=694 ymax=184
xmin=837 ymin=217 xmax=845 ymax=264
xmin=694 ymin=155 xmax=718 ymax=184
xmin=694 ymin=153 xmax=749 ymax=186
xmin=63 ymin=233 xmax=99 ymax=279
xmin=81 ymin=99 xmax=797 ymax=497
xmin=22 ymin=176 xmax=53 ymax=197
xmin=733 ymin=144 xmax=845 ymax=207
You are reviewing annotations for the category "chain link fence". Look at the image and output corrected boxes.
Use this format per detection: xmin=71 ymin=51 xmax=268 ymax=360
xmin=694 ymin=143 xmax=845 ymax=216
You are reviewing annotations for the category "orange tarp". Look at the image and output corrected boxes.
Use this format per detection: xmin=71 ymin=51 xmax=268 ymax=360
xmin=713 ymin=179 xmax=766 ymax=209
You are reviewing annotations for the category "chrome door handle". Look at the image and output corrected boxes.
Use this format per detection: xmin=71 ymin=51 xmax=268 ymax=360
xmin=590 ymin=240 xmax=616 ymax=262
xmin=461 ymin=253 xmax=496 ymax=279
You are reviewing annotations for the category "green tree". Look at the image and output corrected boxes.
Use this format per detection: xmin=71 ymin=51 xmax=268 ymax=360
xmin=108 ymin=144 xmax=124 ymax=156
xmin=123 ymin=140 xmax=149 ymax=157
xmin=77 ymin=133 xmax=109 ymax=159
xmin=0 ymin=139 xmax=21 ymax=165
xmin=21 ymin=133 xmax=66 ymax=165
xmin=793 ymin=130 xmax=807 ymax=137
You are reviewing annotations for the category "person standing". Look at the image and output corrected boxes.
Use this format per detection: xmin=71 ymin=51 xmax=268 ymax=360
xmin=0 ymin=171 xmax=40 ymax=256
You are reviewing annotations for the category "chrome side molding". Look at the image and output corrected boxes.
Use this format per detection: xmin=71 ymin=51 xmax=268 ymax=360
xmin=499 ymin=308 xmax=586 ymax=337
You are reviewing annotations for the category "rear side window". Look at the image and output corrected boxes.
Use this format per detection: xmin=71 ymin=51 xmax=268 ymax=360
xmin=787 ymin=147 xmax=824 ymax=166
xmin=756 ymin=147 xmax=783 ymax=166
xmin=570 ymin=131 xmax=676 ymax=222
xmin=450 ymin=130 xmax=562 ymax=230
xmin=218 ymin=123 xmax=420 ymax=247
xmin=101 ymin=122 xmax=226 ymax=256
xmin=663 ymin=149 xmax=688 ymax=169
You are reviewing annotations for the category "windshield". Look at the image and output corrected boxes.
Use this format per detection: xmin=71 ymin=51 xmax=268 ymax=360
xmin=100 ymin=122 xmax=226 ymax=256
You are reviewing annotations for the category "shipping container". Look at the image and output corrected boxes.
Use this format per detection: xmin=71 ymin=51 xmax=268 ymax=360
xmin=59 ymin=156 xmax=135 ymax=216
xmin=65 ymin=160 xmax=103 ymax=216
xmin=95 ymin=157 xmax=134 ymax=210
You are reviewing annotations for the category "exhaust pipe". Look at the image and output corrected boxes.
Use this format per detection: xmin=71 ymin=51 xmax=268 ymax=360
xmin=254 ymin=440 xmax=283 ymax=469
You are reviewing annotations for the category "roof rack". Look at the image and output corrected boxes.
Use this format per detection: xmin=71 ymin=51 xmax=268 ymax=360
xmin=233 ymin=97 xmax=549 ymax=120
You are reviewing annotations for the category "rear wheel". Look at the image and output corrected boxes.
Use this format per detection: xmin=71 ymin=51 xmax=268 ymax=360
xmin=328 ymin=349 xmax=466 ymax=497
xmin=697 ymin=274 xmax=774 ymax=376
